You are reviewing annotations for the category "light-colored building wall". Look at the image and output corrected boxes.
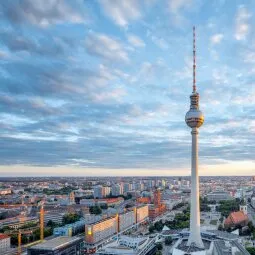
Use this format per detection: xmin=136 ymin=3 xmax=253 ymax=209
xmin=0 ymin=235 xmax=10 ymax=253
xmin=85 ymin=217 xmax=117 ymax=244
xmin=119 ymin=211 xmax=135 ymax=231
xmin=136 ymin=205 xmax=149 ymax=223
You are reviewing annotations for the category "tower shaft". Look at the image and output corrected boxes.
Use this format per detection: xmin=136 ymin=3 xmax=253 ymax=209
xmin=187 ymin=127 xmax=204 ymax=248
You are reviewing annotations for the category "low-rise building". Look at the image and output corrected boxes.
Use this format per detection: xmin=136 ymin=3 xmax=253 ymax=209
xmin=251 ymin=197 xmax=255 ymax=208
xmin=0 ymin=216 xmax=38 ymax=230
xmin=27 ymin=236 xmax=83 ymax=255
xmin=0 ymin=234 xmax=10 ymax=254
xmin=207 ymin=191 xmax=233 ymax=202
xmin=0 ymin=189 xmax=12 ymax=195
xmin=224 ymin=211 xmax=249 ymax=229
xmin=96 ymin=235 xmax=156 ymax=255
xmin=43 ymin=211 xmax=65 ymax=226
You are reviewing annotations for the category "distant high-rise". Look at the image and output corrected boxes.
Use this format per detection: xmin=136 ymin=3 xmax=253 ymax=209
xmin=93 ymin=185 xmax=103 ymax=199
xmin=111 ymin=184 xmax=123 ymax=196
xmin=153 ymin=188 xmax=161 ymax=207
xmin=185 ymin=26 xmax=204 ymax=248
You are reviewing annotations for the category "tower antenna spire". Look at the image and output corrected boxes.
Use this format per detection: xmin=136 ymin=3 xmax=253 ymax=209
xmin=193 ymin=26 xmax=196 ymax=93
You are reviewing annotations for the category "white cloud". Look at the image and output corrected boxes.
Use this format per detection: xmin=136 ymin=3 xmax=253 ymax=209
xmin=168 ymin=0 xmax=192 ymax=13
xmin=3 ymin=0 xmax=86 ymax=27
xmin=99 ymin=0 xmax=141 ymax=27
xmin=235 ymin=6 xmax=251 ymax=40
xmin=127 ymin=34 xmax=145 ymax=47
xmin=210 ymin=34 xmax=224 ymax=44
xmin=167 ymin=0 xmax=192 ymax=25
xmin=151 ymin=36 xmax=169 ymax=50
xmin=85 ymin=33 xmax=129 ymax=62
xmin=243 ymin=51 xmax=255 ymax=64
xmin=91 ymin=88 xmax=126 ymax=103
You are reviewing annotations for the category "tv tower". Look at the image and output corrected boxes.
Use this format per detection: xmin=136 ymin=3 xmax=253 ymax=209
xmin=185 ymin=26 xmax=204 ymax=248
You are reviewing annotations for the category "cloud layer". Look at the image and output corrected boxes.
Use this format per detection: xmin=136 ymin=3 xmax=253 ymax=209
xmin=0 ymin=0 xmax=254 ymax=175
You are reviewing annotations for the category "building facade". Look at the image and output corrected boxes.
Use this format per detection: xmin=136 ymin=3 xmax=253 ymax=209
xmin=28 ymin=236 xmax=83 ymax=255
xmin=85 ymin=216 xmax=117 ymax=244
xmin=0 ymin=234 xmax=10 ymax=254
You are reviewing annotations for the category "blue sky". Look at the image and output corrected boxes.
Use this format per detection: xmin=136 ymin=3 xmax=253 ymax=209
xmin=0 ymin=0 xmax=254 ymax=176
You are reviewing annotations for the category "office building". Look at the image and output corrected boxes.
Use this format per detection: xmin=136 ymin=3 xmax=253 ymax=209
xmin=123 ymin=183 xmax=132 ymax=193
xmin=102 ymin=187 xmax=111 ymax=197
xmin=136 ymin=205 xmax=149 ymax=223
xmin=94 ymin=186 xmax=103 ymax=199
xmin=28 ymin=236 xmax=83 ymax=255
xmin=118 ymin=210 xmax=135 ymax=232
xmin=44 ymin=211 xmax=65 ymax=226
xmin=111 ymin=184 xmax=123 ymax=196
xmin=85 ymin=216 xmax=117 ymax=244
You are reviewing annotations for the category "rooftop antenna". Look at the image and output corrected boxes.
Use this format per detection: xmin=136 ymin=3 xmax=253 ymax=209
xmin=193 ymin=26 xmax=196 ymax=93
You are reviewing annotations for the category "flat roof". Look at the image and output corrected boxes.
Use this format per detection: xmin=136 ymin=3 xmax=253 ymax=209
xmin=29 ymin=236 xmax=82 ymax=251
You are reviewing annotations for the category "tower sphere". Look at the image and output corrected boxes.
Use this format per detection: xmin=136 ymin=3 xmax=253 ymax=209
xmin=185 ymin=109 xmax=204 ymax=128
xmin=185 ymin=92 xmax=204 ymax=128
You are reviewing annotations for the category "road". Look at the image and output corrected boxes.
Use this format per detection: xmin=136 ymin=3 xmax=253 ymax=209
xmin=247 ymin=204 xmax=255 ymax=225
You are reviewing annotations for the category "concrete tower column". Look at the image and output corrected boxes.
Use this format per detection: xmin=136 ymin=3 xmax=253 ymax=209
xmin=185 ymin=26 xmax=204 ymax=249
xmin=187 ymin=127 xmax=203 ymax=248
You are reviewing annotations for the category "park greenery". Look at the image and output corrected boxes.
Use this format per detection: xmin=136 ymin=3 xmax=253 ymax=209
xmin=149 ymin=212 xmax=190 ymax=233
xmin=62 ymin=213 xmax=81 ymax=224
xmin=165 ymin=236 xmax=173 ymax=245
xmin=42 ymin=186 xmax=77 ymax=195
xmin=10 ymin=227 xmax=53 ymax=246
xmin=106 ymin=193 xmax=132 ymax=200
xmin=89 ymin=205 xmax=102 ymax=215
xmin=216 ymin=198 xmax=243 ymax=217
xmin=246 ymin=247 xmax=255 ymax=254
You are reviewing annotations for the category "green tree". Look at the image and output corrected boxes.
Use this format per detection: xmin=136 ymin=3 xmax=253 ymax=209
xmin=149 ymin=225 xmax=155 ymax=233
xmin=156 ymin=243 xmax=163 ymax=250
xmin=89 ymin=205 xmax=102 ymax=215
xmin=100 ymin=204 xmax=108 ymax=210
xmin=218 ymin=224 xmax=223 ymax=231
xmin=62 ymin=213 xmax=80 ymax=224
xmin=165 ymin=236 xmax=173 ymax=246
xmin=246 ymin=247 xmax=255 ymax=255
xmin=154 ymin=221 xmax=164 ymax=232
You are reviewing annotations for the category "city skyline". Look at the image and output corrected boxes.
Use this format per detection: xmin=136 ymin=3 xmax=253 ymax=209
xmin=0 ymin=0 xmax=255 ymax=177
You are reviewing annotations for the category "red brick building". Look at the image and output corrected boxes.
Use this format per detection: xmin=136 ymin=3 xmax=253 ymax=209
xmin=148 ymin=189 xmax=166 ymax=219
xmin=224 ymin=211 xmax=249 ymax=229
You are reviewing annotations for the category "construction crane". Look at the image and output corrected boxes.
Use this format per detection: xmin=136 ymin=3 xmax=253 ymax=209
xmin=40 ymin=204 xmax=44 ymax=241
xmin=16 ymin=203 xmax=44 ymax=255
xmin=8 ymin=229 xmax=33 ymax=255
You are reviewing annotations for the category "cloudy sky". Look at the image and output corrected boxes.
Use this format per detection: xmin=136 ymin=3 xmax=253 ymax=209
xmin=0 ymin=0 xmax=254 ymax=177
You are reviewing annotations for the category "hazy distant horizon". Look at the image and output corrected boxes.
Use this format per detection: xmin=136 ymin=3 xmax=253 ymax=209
xmin=0 ymin=162 xmax=254 ymax=177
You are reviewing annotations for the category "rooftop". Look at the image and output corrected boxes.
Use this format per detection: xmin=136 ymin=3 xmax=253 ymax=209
xmin=225 ymin=211 xmax=248 ymax=225
xmin=214 ymin=240 xmax=250 ymax=255
xmin=207 ymin=230 xmax=239 ymax=240
xmin=0 ymin=233 xmax=10 ymax=240
xmin=29 ymin=236 xmax=82 ymax=251
xmin=176 ymin=238 xmax=211 ymax=252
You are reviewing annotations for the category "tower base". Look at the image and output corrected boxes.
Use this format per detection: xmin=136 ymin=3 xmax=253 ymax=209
xmin=173 ymin=238 xmax=211 ymax=255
